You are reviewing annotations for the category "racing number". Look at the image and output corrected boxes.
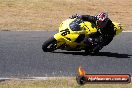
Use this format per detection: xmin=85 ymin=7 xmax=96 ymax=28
xmin=114 ymin=24 xmax=122 ymax=30
xmin=118 ymin=24 xmax=122 ymax=29
xmin=114 ymin=25 xmax=117 ymax=30
xmin=114 ymin=24 xmax=119 ymax=31
xmin=60 ymin=29 xmax=70 ymax=36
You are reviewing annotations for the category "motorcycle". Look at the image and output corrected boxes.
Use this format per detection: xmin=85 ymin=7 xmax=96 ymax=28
xmin=42 ymin=18 xmax=123 ymax=54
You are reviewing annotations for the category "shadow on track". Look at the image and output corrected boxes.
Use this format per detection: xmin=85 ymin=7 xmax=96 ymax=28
xmin=53 ymin=51 xmax=132 ymax=58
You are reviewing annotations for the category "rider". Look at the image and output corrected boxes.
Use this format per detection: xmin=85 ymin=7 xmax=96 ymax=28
xmin=71 ymin=12 xmax=115 ymax=51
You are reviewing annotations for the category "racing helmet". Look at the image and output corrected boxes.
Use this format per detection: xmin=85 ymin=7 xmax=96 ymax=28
xmin=96 ymin=12 xmax=109 ymax=28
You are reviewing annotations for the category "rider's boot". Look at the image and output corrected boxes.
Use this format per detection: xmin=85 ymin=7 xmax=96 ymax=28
xmin=83 ymin=37 xmax=94 ymax=53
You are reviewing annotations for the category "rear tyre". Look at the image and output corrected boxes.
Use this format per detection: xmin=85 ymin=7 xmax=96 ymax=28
xmin=42 ymin=37 xmax=57 ymax=52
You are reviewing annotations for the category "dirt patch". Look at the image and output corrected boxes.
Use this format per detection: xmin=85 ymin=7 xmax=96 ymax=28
xmin=0 ymin=0 xmax=131 ymax=31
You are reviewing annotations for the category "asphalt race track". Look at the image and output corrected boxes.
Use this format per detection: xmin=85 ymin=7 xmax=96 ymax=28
xmin=0 ymin=31 xmax=132 ymax=77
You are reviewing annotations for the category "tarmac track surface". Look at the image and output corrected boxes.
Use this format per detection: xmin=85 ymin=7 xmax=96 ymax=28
xmin=0 ymin=31 xmax=132 ymax=77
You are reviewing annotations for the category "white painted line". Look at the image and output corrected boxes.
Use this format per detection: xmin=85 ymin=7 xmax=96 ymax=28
xmin=0 ymin=78 xmax=11 ymax=80
xmin=0 ymin=77 xmax=132 ymax=81
xmin=123 ymin=31 xmax=132 ymax=32
xmin=27 ymin=77 xmax=49 ymax=80
xmin=0 ymin=77 xmax=49 ymax=81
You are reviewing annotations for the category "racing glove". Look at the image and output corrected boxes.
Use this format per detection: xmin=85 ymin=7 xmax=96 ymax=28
xmin=70 ymin=14 xmax=81 ymax=19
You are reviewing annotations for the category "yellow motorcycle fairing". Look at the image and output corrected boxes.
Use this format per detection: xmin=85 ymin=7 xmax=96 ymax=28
xmin=54 ymin=19 xmax=97 ymax=49
xmin=54 ymin=33 xmax=80 ymax=48
xmin=112 ymin=22 xmax=124 ymax=36
xmin=54 ymin=18 xmax=123 ymax=50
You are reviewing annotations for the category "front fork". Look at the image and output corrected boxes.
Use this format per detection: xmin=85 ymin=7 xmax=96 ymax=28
xmin=54 ymin=33 xmax=66 ymax=48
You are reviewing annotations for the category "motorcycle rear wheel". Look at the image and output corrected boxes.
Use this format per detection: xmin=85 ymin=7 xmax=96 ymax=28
xmin=42 ymin=37 xmax=57 ymax=52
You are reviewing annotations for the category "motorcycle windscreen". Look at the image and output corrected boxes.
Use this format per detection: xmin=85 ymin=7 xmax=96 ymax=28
xmin=69 ymin=18 xmax=82 ymax=31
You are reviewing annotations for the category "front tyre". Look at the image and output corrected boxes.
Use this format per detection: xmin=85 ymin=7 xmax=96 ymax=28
xmin=42 ymin=37 xmax=57 ymax=52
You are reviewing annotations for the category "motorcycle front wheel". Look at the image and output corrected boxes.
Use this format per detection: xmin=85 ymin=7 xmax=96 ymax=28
xmin=42 ymin=37 xmax=57 ymax=52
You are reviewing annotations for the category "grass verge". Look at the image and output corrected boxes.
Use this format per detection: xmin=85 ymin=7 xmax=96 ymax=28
xmin=0 ymin=0 xmax=132 ymax=31
xmin=0 ymin=77 xmax=131 ymax=88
